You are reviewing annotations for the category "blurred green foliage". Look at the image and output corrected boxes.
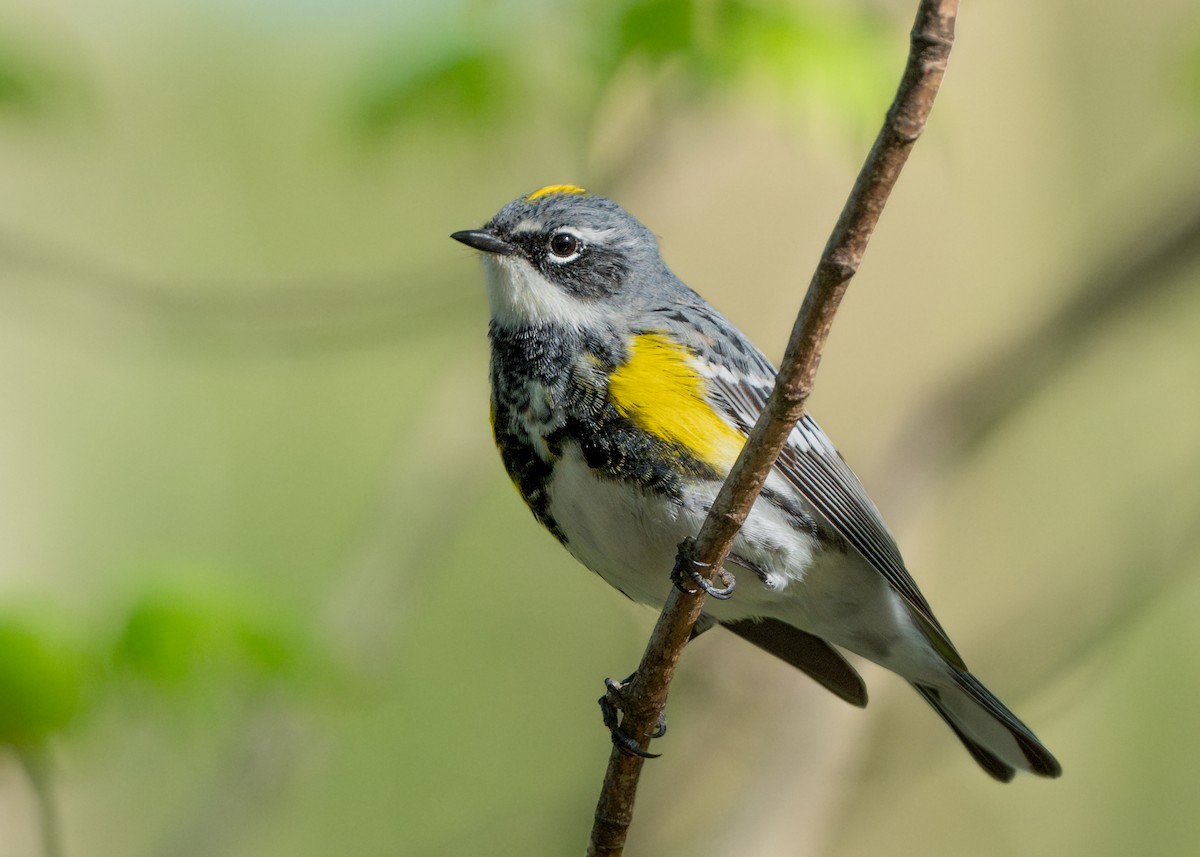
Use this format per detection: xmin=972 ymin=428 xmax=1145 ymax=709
xmin=112 ymin=584 xmax=304 ymax=691
xmin=0 ymin=27 xmax=87 ymax=120
xmin=354 ymin=46 xmax=519 ymax=136
xmin=0 ymin=616 xmax=87 ymax=747
xmin=607 ymin=0 xmax=892 ymax=121
xmin=350 ymin=0 xmax=891 ymax=149
xmin=0 ymin=0 xmax=1197 ymax=855
xmin=0 ymin=51 xmax=42 ymax=114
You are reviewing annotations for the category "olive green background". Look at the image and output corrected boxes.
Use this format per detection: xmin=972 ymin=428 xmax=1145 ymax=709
xmin=1 ymin=1 xmax=1198 ymax=855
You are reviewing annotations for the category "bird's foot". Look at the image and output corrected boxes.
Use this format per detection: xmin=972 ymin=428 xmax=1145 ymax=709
xmin=671 ymin=537 xmax=736 ymax=600
xmin=598 ymin=673 xmax=666 ymax=758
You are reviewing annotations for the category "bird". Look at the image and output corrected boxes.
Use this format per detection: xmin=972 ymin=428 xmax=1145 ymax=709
xmin=450 ymin=184 xmax=1061 ymax=781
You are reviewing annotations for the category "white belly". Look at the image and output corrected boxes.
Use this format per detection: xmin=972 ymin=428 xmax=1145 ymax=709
xmin=545 ymin=445 xmax=825 ymax=616
xmin=544 ymin=444 xmax=947 ymax=681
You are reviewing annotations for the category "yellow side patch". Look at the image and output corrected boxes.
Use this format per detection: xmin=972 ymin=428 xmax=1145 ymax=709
xmin=525 ymin=184 xmax=587 ymax=201
xmin=608 ymin=332 xmax=745 ymax=471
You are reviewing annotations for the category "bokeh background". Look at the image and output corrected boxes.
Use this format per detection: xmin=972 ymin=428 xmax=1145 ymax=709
xmin=1 ymin=0 xmax=1199 ymax=855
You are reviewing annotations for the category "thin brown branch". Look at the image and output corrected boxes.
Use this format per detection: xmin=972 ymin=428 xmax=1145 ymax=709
xmin=585 ymin=2 xmax=958 ymax=854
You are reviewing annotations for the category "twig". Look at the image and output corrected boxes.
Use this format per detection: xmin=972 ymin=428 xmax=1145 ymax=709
xmin=585 ymin=2 xmax=958 ymax=854
xmin=16 ymin=743 xmax=64 ymax=857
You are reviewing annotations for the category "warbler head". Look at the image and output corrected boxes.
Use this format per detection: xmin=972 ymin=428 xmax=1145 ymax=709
xmin=451 ymin=185 xmax=676 ymax=330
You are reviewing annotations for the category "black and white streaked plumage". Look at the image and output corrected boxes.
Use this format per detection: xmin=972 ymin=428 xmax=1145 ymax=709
xmin=451 ymin=185 xmax=1061 ymax=781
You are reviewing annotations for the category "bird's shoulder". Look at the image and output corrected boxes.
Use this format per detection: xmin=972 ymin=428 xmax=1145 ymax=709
xmin=638 ymin=298 xmax=963 ymax=664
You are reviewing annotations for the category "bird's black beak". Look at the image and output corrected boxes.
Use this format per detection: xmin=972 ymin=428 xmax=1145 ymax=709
xmin=450 ymin=228 xmax=515 ymax=255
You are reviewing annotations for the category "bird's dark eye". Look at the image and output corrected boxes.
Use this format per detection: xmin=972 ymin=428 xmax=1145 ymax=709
xmin=549 ymin=232 xmax=581 ymax=258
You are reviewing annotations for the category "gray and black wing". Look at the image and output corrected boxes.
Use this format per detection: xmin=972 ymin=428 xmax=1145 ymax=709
xmin=696 ymin=341 xmax=967 ymax=671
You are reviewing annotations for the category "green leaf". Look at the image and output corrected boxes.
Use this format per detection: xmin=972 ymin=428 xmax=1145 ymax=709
xmin=0 ymin=618 xmax=86 ymax=746
xmin=353 ymin=45 xmax=517 ymax=137
xmin=717 ymin=2 xmax=894 ymax=127
xmin=617 ymin=0 xmax=695 ymax=62
xmin=112 ymin=586 xmax=302 ymax=692
xmin=592 ymin=0 xmax=892 ymax=132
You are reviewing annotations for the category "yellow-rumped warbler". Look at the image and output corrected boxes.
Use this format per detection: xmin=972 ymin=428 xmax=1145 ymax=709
xmin=451 ymin=185 xmax=1061 ymax=781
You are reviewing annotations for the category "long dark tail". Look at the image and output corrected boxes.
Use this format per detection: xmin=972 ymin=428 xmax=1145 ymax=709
xmin=913 ymin=671 xmax=1062 ymax=782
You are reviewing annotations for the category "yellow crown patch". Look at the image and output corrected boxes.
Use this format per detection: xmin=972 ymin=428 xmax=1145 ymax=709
xmin=525 ymin=184 xmax=587 ymax=201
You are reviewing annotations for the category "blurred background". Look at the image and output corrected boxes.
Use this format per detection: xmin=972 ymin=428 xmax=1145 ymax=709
xmin=0 ymin=0 xmax=1198 ymax=854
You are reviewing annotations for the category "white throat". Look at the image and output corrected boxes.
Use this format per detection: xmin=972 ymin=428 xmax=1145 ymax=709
xmin=483 ymin=255 xmax=607 ymax=331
